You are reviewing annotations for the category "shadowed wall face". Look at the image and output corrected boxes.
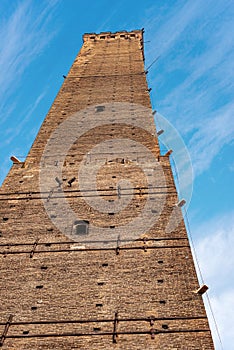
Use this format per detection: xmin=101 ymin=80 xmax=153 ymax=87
xmin=0 ymin=30 xmax=214 ymax=349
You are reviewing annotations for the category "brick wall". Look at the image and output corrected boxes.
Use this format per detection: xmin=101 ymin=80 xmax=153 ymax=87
xmin=0 ymin=30 xmax=214 ymax=349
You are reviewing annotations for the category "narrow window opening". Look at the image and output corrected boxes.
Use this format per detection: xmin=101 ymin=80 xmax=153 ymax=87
xmin=96 ymin=105 xmax=105 ymax=112
xmin=102 ymin=263 xmax=108 ymax=267
xmin=97 ymin=282 xmax=105 ymax=286
xmin=162 ymin=324 xmax=168 ymax=329
xmin=96 ymin=303 xmax=103 ymax=307
xmin=93 ymin=327 xmax=101 ymax=331
xmin=36 ymin=285 xmax=44 ymax=289
xmin=158 ymin=260 xmax=163 ymax=264
xmin=45 ymin=243 xmax=51 ymax=247
xmin=73 ymin=220 xmax=89 ymax=235
xmin=112 ymin=176 xmax=116 ymax=178
xmin=22 ymin=330 xmax=29 ymax=335
xmin=41 ymin=266 xmax=48 ymax=270
xmin=110 ymin=225 xmax=115 ymax=229
xmin=159 ymin=300 xmax=166 ymax=304
xmin=157 ymin=279 xmax=164 ymax=284
xmin=3 ymin=217 xmax=8 ymax=221
xmin=108 ymin=213 xmax=114 ymax=216
xmin=31 ymin=306 xmax=37 ymax=310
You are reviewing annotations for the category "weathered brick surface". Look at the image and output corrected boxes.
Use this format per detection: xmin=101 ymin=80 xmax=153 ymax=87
xmin=0 ymin=30 xmax=214 ymax=349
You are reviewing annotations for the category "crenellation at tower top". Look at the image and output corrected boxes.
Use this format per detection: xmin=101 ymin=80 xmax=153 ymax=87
xmin=83 ymin=29 xmax=143 ymax=42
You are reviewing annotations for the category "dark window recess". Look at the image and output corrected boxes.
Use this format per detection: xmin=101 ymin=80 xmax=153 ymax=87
xmin=22 ymin=330 xmax=29 ymax=335
xmin=108 ymin=199 xmax=114 ymax=202
xmin=93 ymin=327 xmax=101 ymax=332
xmin=100 ymin=36 xmax=105 ymax=39
xmin=136 ymin=205 xmax=140 ymax=208
xmin=162 ymin=324 xmax=168 ymax=329
xmin=108 ymin=213 xmax=114 ymax=216
xmin=3 ymin=217 xmax=8 ymax=221
xmin=159 ymin=300 xmax=166 ymax=304
xmin=157 ymin=279 xmax=164 ymax=283
xmin=41 ymin=266 xmax=48 ymax=270
xmin=112 ymin=176 xmax=116 ymax=178
xmin=102 ymin=263 xmax=108 ymax=267
xmin=96 ymin=105 xmax=105 ymax=112
xmin=19 ymin=180 xmax=23 ymax=183
xmin=96 ymin=303 xmax=103 ymax=307
xmin=97 ymin=282 xmax=105 ymax=286
xmin=110 ymin=225 xmax=115 ymax=229
xmin=45 ymin=243 xmax=51 ymax=247
xmin=109 ymin=186 xmax=114 ymax=189
xmin=50 ymin=214 xmax=57 ymax=219
xmin=36 ymin=285 xmax=44 ymax=289
xmin=158 ymin=260 xmax=163 ymax=264
xmin=73 ymin=220 xmax=89 ymax=235
xmin=31 ymin=306 xmax=37 ymax=310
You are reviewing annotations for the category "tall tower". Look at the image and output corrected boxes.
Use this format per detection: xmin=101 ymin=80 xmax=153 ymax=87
xmin=0 ymin=30 xmax=214 ymax=349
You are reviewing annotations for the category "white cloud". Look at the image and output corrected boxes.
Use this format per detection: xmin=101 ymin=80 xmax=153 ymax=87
xmin=189 ymin=102 xmax=234 ymax=175
xmin=0 ymin=0 xmax=59 ymax=126
xmin=144 ymin=0 xmax=234 ymax=177
xmin=194 ymin=212 xmax=234 ymax=349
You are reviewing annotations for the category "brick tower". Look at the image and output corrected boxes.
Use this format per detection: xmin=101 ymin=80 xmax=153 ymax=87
xmin=0 ymin=30 xmax=214 ymax=349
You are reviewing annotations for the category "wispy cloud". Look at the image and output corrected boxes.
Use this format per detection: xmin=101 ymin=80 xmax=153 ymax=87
xmin=0 ymin=0 xmax=60 ymax=184
xmin=4 ymin=90 xmax=47 ymax=146
xmin=0 ymin=0 xmax=59 ymax=125
xmin=144 ymin=0 xmax=234 ymax=177
xmin=195 ymin=212 xmax=234 ymax=349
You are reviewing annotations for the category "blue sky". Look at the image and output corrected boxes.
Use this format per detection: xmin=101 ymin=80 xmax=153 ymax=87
xmin=0 ymin=0 xmax=233 ymax=348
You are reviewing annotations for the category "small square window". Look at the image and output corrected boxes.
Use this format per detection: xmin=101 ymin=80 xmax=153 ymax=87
xmin=96 ymin=105 xmax=105 ymax=112
xmin=73 ymin=220 xmax=89 ymax=235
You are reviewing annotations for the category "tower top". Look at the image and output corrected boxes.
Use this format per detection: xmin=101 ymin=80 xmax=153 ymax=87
xmin=83 ymin=29 xmax=144 ymax=42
